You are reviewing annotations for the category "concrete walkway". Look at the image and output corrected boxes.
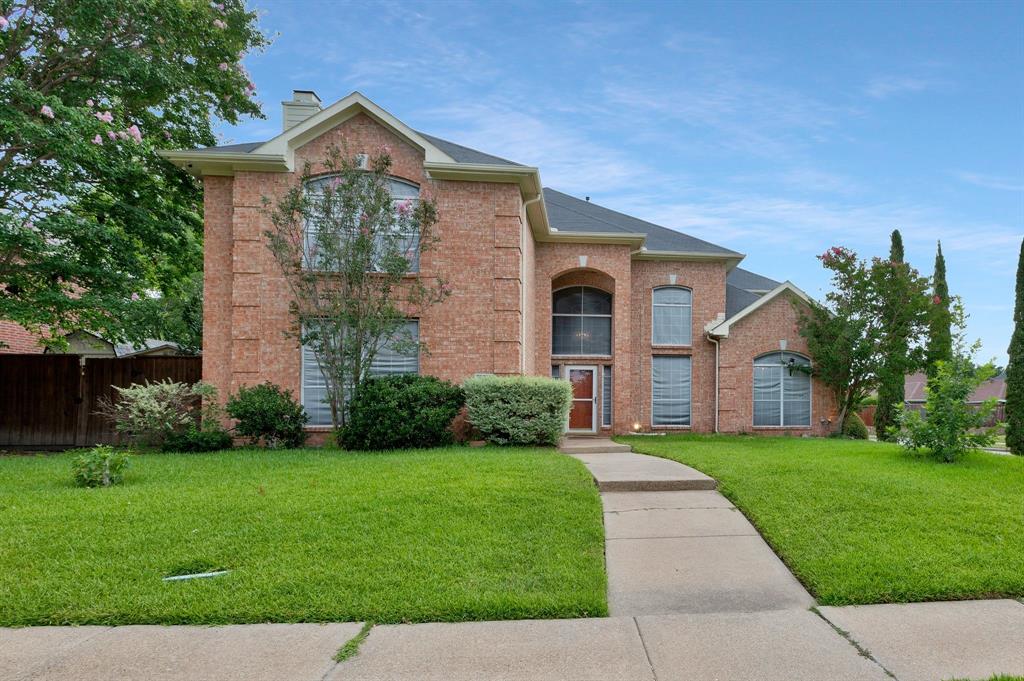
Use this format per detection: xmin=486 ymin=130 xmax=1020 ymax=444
xmin=3 ymin=438 xmax=1022 ymax=680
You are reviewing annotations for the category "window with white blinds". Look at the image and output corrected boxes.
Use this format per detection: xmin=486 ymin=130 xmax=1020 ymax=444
xmin=652 ymin=355 xmax=691 ymax=426
xmin=652 ymin=287 xmax=692 ymax=346
xmin=301 ymin=320 xmax=420 ymax=426
xmin=753 ymin=352 xmax=811 ymax=427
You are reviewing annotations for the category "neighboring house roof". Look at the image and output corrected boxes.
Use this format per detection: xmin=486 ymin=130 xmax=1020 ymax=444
xmin=113 ymin=339 xmax=184 ymax=358
xmin=905 ymin=371 xmax=1007 ymax=403
xmin=542 ymin=188 xmax=742 ymax=258
xmin=706 ymin=281 xmax=812 ymax=338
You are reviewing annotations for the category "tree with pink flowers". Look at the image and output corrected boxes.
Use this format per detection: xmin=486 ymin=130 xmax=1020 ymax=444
xmin=0 ymin=0 xmax=268 ymax=349
xmin=796 ymin=245 xmax=931 ymax=435
xmin=264 ymin=147 xmax=452 ymax=429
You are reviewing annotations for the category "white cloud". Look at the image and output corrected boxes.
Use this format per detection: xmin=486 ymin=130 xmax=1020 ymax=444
xmin=864 ymin=75 xmax=946 ymax=99
xmin=954 ymin=171 xmax=1024 ymax=193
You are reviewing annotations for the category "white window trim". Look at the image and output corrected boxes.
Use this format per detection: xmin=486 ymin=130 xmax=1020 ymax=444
xmin=651 ymin=355 xmax=692 ymax=428
xmin=752 ymin=351 xmax=813 ymax=428
xmin=652 ymin=286 xmax=693 ymax=347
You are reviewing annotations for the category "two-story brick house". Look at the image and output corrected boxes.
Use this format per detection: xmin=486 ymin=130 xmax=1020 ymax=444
xmin=164 ymin=91 xmax=836 ymax=436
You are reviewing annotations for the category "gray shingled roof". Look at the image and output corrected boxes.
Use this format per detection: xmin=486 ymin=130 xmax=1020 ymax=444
xmin=415 ymin=131 xmax=522 ymax=166
xmin=542 ymin=189 xmax=742 ymax=256
xmin=190 ymin=141 xmax=264 ymax=153
xmin=724 ymin=268 xmax=783 ymax=319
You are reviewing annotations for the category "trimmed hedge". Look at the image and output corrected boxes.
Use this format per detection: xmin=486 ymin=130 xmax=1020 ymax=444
xmin=340 ymin=374 xmax=465 ymax=451
xmin=843 ymin=411 xmax=869 ymax=440
xmin=464 ymin=375 xmax=572 ymax=446
xmin=226 ymin=382 xmax=308 ymax=449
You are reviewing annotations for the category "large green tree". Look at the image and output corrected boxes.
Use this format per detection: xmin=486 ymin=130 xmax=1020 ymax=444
xmin=926 ymin=241 xmax=953 ymax=377
xmin=0 ymin=0 xmax=268 ymax=349
xmin=1007 ymin=238 xmax=1024 ymax=455
xmin=874 ymin=229 xmax=913 ymax=441
xmin=796 ymin=246 xmax=930 ymax=435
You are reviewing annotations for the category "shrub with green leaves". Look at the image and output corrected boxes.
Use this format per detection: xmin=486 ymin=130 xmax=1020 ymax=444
xmin=340 ymin=375 xmax=465 ymax=451
xmin=72 ymin=446 xmax=129 ymax=488
xmin=893 ymin=356 xmax=1000 ymax=462
xmin=843 ymin=412 xmax=869 ymax=440
xmin=95 ymin=379 xmax=207 ymax=447
xmin=464 ymin=376 xmax=572 ymax=446
xmin=162 ymin=427 xmax=233 ymax=453
xmin=226 ymin=383 xmax=308 ymax=449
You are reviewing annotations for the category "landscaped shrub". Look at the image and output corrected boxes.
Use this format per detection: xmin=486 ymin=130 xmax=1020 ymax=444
xmin=894 ymin=357 xmax=1000 ymax=462
xmin=464 ymin=375 xmax=572 ymax=446
xmin=72 ymin=445 xmax=129 ymax=487
xmin=162 ymin=427 xmax=233 ymax=453
xmin=339 ymin=375 xmax=465 ymax=450
xmin=842 ymin=412 xmax=869 ymax=440
xmin=95 ymin=379 xmax=207 ymax=447
xmin=226 ymin=382 xmax=308 ymax=448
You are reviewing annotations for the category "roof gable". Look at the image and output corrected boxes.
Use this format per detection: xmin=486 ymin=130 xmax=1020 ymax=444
xmin=707 ymin=281 xmax=812 ymax=337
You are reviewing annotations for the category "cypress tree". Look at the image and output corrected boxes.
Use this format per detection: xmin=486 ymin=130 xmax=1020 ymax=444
xmin=875 ymin=229 xmax=908 ymax=441
xmin=926 ymin=241 xmax=953 ymax=378
xmin=1006 ymin=238 xmax=1024 ymax=455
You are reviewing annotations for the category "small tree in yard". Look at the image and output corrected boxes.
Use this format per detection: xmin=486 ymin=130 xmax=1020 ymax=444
xmin=926 ymin=241 xmax=954 ymax=378
xmin=796 ymin=246 xmax=931 ymax=435
xmin=264 ymin=147 xmax=451 ymax=429
xmin=1007 ymin=238 xmax=1024 ymax=455
xmin=894 ymin=350 xmax=1000 ymax=462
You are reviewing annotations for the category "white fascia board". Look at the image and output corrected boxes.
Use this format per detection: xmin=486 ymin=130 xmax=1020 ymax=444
xmin=705 ymin=281 xmax=813 ymax=338
xmin=254 ymin=91 xmax=456 ymax=164
xmin=158 ymin=150 xmax=291 ymax=176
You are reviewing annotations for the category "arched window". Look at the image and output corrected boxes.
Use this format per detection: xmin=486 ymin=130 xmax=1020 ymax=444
xmin=652 ymin=287 xmax=692 ymax=345
xmin=753 ymin=352 xmax=811 ymax=426
xmin=552 ymin=286 xmax=612 ymax=356
xmin=303 ymin=175 xmax=421 ymax=272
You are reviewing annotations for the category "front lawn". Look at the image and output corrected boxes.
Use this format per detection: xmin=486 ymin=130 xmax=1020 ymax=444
xmin=0 ymin=447 xmax=607 ymax=626
xmin=618 ymin=434 xmax=1024 ymax=606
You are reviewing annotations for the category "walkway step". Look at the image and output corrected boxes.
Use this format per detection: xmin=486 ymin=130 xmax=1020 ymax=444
xmin=569 ymin=452 xmax=717 ymax=492
xmin=558 ymin=438 xmax=633 ymax=454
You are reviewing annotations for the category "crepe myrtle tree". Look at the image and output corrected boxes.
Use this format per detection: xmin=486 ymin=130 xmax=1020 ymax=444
xmin=264 ymin=146 xmax=452 ymax=429
xmin=796 ymin=246 xmax=931 ymax=435
xmin=0 ymin=0 xmax=268 ymax=349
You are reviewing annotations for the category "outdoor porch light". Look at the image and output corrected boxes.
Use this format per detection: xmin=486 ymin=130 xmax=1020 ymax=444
xmin=632 ymin=422 xmax=641 ymax=432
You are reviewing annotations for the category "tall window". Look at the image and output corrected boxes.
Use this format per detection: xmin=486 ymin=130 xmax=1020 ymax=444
xmin=552 ymin=286 xmax=612 ymax=356
xmin=301 ymin=320 xmax=420 ymax=426
xmin=652 ymin=287 xmax=692 ymax=346
xmin=602 ymin=365 xmax=612 ymax=427
xmin=753 ymin=352 xmax=811 ymax=427
xmin=303 ymin=176 xmax=421 ymax=272
xmin=652 ymin=355 xmax=691 ymax=426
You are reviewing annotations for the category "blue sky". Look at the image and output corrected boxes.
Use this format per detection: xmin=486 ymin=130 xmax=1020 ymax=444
xmin=220 ymin=0 xmax=1023 ymax=364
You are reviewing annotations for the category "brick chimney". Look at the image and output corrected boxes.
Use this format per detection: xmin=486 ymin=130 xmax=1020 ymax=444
xmin=281 ymin=90 xmax=321 ymax=131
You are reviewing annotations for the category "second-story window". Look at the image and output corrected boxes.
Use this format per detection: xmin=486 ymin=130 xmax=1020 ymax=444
xmin=652 ymin=286 xmax=692 ymax=345
xmin=552 ymin=286 xmax=612 ymax=356
xmin=303 ymin=176 xmax=421 ymax=272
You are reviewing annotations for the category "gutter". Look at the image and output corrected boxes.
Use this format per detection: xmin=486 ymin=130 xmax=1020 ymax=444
xmin=706 ymin=332 xmax=720 ymax=433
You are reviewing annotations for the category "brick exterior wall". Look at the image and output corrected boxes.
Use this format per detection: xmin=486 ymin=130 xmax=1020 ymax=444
xmin=200 ymin=111 xmax=833 ymax=437
xmin=717 ymin=292 xmax=837 ymax=436
xmin=203 ymin=113 xmax=527 ymax=424
xmin=0 ymin=320 xmax=43 ymax=353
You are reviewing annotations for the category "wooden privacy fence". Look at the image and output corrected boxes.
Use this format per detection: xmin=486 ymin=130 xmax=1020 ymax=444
xmin=0 ymin=355 xmax=201 ymax=450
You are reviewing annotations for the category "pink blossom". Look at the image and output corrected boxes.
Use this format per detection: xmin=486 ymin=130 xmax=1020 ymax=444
xmin=163 ymin=130 xmax=172 ymax=139
xmin=107 ymin=131 xmax=117 ymax=140
xmin=126 ymin=124 xmax=142 ymax=143
xmin=933 ymin=295 xmax=942 ymax=305
xmin=218 ymin=62 xmax=229 ymax=71
xmin=216 ymin=3 xmax=225 ymax=10
xmin=23 ymin=220 xmax=33 ymax=230
xmin=396 ymin=200 xmax=412 ymax=216
xmin=86 ymin=99 xmax=94 ymax=107
xmin=131 ymin=293 xmax=140 ymax=301
xmin=91 ymin=134 xmax=102 ymax=145
xmin=39 ymin=105 xmax=54 ymax=119
xmin=380 ymin=144 xmax=392 ymax=155
xmin=360 ymin=225 xmax=370 ymax=237
xmin=117 ymin=130 xmax=128 ymax=140
xmin=329 ymin=177 xmax=342 ymax=189
xmin=95 ymin=111 xmax=113 ymax=123
xmin=0 ymin=16 xmax=8 ymax=29
xmin=213 ymin=18 xmax=227 ymax=29
xmin=237 ymin=50 xmax=245 ymax=59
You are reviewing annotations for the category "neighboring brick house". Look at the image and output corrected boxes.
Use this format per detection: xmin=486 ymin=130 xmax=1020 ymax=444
xmin=164 ymin=91 xmax=836 ymax=436
xmin=0 ymin=321 xmax=43 ymax=354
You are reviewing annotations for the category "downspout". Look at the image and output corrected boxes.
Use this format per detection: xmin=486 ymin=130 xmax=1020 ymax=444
xmin=706 ymin=332 xmax=720 ymax=433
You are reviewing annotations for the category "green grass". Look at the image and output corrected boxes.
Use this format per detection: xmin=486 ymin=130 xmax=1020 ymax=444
xmin=0 ymin=447 xmax=607 ymax=626
xmin=618 ymin=434 xmax=1024 ymax=606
